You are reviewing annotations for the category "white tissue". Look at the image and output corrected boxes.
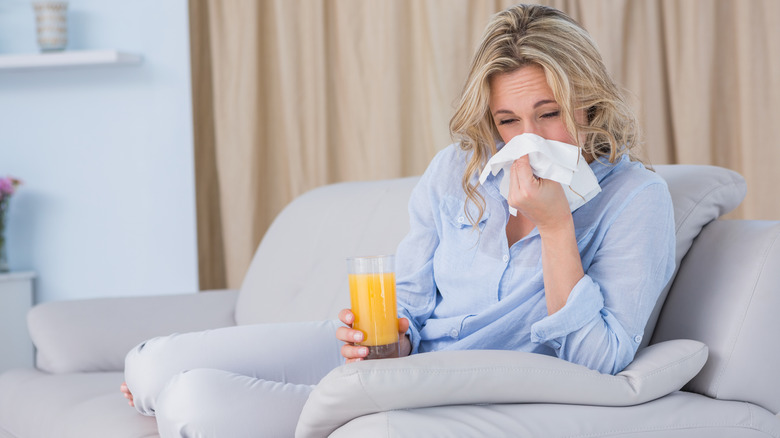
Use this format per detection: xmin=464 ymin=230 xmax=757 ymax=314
xmin=478 ymin=133 xmax=601 ymax=215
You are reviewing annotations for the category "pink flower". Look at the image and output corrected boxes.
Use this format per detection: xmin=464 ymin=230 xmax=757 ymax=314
xmin=0 ymin=177 xmax=21 ymax=198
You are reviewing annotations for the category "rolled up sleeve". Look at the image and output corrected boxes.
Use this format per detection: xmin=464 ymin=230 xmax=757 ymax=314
xmin=530 ymin=181 xmax=676 ymax=375
xmin=530 ymin=275 xmax=604 ymax=348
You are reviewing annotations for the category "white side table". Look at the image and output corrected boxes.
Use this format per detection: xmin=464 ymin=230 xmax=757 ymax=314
xmin=0 ymin=271 xmax=35 ymax=373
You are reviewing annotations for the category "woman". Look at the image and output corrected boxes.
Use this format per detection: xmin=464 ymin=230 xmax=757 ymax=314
xmin=123 ymin=4 xmax=674 ymax=436
xmin=338 ymin=4 xmax=674 ymax=375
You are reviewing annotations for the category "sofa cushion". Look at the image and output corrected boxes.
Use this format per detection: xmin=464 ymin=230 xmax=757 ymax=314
xmin=640 ymin=165 xmax=746 ymax=348
xmin=296 ymin=339 xmax=708 ymax=437
xmin=235 ymin=177 xmax=419 ymax=325
xmin=28 ymin=291 xmax=238 ymax=374
xmin=654 ymin=165 xmax=746 ymax=265
xmin=0 ymin=369 xmax=158 ymax=438
xmin=331 ymin=391 xmax=780 ymax=438
xmin=234 ymin=166 xmax=746 ymax=334
xmin=653 ymin=220 xmax=780 ymax=415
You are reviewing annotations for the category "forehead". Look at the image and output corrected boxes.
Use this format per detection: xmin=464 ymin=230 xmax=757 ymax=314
xmin=488 ymin=64 xmax=555 ymax=107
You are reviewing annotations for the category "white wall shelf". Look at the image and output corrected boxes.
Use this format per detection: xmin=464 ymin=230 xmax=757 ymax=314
xmin=0 ymin=50 xmax=142 ymax=71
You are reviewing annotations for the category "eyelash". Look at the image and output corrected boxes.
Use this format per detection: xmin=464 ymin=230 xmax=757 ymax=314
xmin=498 ymin=111 xmax=560 ymax=126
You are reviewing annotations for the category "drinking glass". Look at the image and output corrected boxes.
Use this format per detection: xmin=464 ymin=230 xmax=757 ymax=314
xmin=346 ymin=255 xmax=400 ymax=359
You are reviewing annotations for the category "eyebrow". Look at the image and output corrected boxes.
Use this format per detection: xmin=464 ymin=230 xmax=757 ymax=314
xmin=533 ymin=99 xmax=557 ymax=109
xmin=492 ymin=99 xmax=558 ymax=117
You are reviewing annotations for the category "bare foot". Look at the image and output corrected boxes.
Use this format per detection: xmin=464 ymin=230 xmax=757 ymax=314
xmin=120 ymin=382 xmax=135 ymax=407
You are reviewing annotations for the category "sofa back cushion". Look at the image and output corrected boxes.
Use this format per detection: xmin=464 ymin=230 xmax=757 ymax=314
xmin=652 ymin=219 xmax=780 ymax=415
xmin=641 ymin=165 xmax=746 ymax=347
xmin=235 ymin=164 xmax=747 ymax=353
xmin=235 ymin=177 xmax=419 ymax=325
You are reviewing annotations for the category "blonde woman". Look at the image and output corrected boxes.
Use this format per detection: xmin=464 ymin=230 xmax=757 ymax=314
xmin=340 ymin=4 xmax=673 ymax=374
xmin=123 ymin=4 xmax=674 ymax=437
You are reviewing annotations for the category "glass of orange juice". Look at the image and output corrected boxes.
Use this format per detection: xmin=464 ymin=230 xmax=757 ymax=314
xmin=347 ymin=255 xmax=400 ymax=359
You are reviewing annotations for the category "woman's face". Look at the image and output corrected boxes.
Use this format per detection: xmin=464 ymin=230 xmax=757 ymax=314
xmin=489 ymin=64 xmax=585 ymax=146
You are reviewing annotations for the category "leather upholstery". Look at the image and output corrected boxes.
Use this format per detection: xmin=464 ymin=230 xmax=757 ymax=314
xmin=297 ymin=340 xmax=708 ymax=437
xmin=27 ymin=291 xmax=238 ymax=374
xmin=642 ymin=165 xmax=746 ymax=348
xmin=235 ymin=177 xmax=418 ymax=326
xmin=1 ymin=165 xmax=777 ymax=438
xmin=653 ymin=220 xmax=780 ymax=414
xmin=332 ymin=391 xmax=780 ymax=438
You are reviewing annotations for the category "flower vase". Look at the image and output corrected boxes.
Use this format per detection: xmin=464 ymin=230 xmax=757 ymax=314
xmin=0 ymin=200 xmax=8 ymax=273
xmin=0 ymin=238 xmax=7 ymax=273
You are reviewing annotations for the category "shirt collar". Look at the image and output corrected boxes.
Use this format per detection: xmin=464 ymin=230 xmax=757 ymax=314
xmin=589 ymin=153 xmax=628 ymax=184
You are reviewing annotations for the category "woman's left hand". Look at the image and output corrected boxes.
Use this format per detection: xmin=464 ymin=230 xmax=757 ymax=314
xmin=507 ymin=155 xmax=571 ymax=231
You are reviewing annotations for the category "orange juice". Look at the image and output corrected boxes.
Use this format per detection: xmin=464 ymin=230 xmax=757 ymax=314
xmin=347 ymin=256 xmax=400 ymax=359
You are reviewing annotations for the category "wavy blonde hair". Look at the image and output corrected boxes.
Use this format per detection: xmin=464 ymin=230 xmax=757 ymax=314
xmin=450 ymin=4 xmax=640 ymax=226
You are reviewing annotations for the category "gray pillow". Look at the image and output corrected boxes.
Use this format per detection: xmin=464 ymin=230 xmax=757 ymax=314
xmin=640 ymin=165 xmax=746 ymax=348
xmin=296 ymin=339 xmax=708 ymax=438
xmin=654 ymin=164 xmax=746 ymax=265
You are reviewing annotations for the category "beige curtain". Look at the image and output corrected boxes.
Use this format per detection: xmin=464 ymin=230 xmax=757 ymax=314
xmin=190 ymin=0 xmax=780 ymax=290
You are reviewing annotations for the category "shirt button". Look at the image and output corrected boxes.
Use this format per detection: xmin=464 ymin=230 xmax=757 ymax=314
xmin=457 ymin=216 xmax=465 ymax=223
xmin=502 ymin=255 xmax=509 ymax=262
xmin=633 ymin=335 xmax=643 ymax=343
xmin=450 ymin=329 xmax=459 ymax=338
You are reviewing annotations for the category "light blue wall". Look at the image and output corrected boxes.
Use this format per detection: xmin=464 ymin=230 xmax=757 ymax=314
xmin=0 ymin=0 xmax=199 ymax=302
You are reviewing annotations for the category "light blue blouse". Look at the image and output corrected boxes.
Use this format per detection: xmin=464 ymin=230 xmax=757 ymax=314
xmin=395 ymin=143 xmax=676 ymax=375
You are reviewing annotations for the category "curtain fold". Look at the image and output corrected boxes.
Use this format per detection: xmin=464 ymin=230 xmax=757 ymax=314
xmin=191 ymin=0 xmax=780 ymax=289
xmin=189 ymin=0 xmax=226 ymax=290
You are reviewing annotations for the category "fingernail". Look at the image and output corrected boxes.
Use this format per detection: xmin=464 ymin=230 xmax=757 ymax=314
xmin=346 ymin=313 xmax=353 ymax=323
xmin=359 ymin=347 xmax=368 ymax=356
xmin=353 ymin=332 xmax=363 ymax=342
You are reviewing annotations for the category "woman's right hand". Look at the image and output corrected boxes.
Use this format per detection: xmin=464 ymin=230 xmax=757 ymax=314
xmin=336 ymin=309 xmax=411 ymax=363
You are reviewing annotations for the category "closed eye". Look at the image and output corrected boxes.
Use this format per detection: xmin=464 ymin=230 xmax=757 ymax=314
xmin=541 ymin=111 xmax=560 ymax=119
xmin=498 ymin=118 xmax=518 ymax=125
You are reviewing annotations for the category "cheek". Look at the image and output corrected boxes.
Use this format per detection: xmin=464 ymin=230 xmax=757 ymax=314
xmin=497 ymin=125 xmax=520 ymax=143
xmin=543 ymin=110 xmax=586 ymax=145
xmin=541 ymin=124 xmax=577 ymax=145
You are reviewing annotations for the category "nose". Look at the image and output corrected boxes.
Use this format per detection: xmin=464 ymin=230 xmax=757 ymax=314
xmin=499 ymin=119 xmax=542 ymax=144
xmin=522 ymin=120 xmax=539 ymax=136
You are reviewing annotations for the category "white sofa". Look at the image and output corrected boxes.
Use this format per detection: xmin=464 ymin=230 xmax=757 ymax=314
xmin=1 ymin=164 xmax=779 ymax=437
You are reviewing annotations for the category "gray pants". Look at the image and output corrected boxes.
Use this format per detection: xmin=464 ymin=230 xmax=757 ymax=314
xmin=124 ymin=320 xmax=344 ymax=438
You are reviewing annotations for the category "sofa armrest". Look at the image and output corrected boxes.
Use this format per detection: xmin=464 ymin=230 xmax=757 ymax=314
xmin=28 ymin=290 xmax=238 ymax=374
xmin=653 ymin=219 xmax=780 ymax=414
xmin=296 ymin=339 xmax=708 ymax=438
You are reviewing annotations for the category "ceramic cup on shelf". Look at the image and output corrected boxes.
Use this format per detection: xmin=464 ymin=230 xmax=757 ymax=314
xmin=33 ymin=1 xmax=69 ymax=52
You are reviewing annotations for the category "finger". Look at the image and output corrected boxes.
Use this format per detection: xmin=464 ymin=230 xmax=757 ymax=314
xmin=341 ymin=343 xmax=369 ymax=360
xmin=338 ymin=309 xmax=355 ymax=326
xmin=512 ymin=155 xmax=537 ymax=186
xmin=398 ymin=317 xmax=409 ymax=334
xmin=336 ymin=326 xmax=364 ymax=343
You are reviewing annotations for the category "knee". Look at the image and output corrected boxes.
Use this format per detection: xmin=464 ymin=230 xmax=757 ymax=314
xmin=155 ymin=369 xmax=314 ymax=438
xmin=123 ymin=336 xmax=179 ymax=415
xmin=154 ymin=369 xmax=228 ymax=436
xmin=124 ymin=337 xmax=161 ymax=377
